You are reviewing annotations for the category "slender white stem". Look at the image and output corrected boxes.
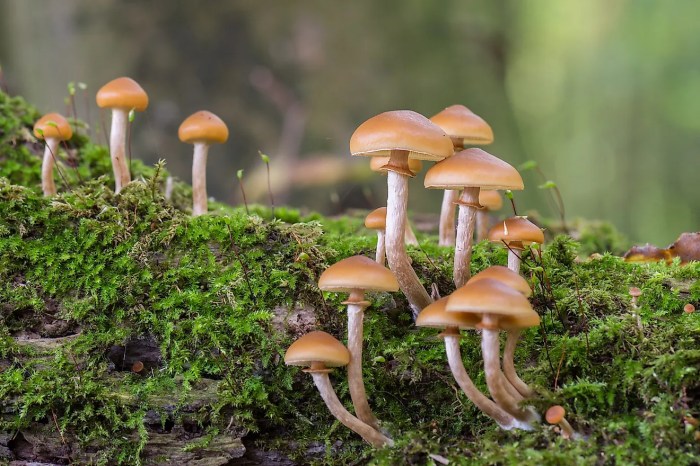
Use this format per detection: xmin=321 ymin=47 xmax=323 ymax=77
xmin=558 ymin=418 xmax=576 ymax=439
xmin=453 ymin=187 xmax=480 ymax=288
xmin=311 ymin=372 xmax=393 ymax=448
xmin=347 ymin=302 xmax=380 ymax=430
xmin=508 ymin=249 xmax=521 ymax=273
xmin=41 ymin=138 xmax=59 ymax=197
xmin=404 ymin=220 xmax=419 ymax=246
xmin=503 ymin=330 xmax=534 ymax=398
xmin=375 ymin=231 xmax=386 ymax=265
xmin=192 ymin=143 xmax=210 ymax=216
xmin=109 ymin=108 xmax=131 ymax=193
xmin=439 ymin=190 xmax=458 ymax=247
xmin=164 ymin=176 xmax=174 ymax=202
xmin=443 ymin=334 xmax=526 ymax=430
xmin=476 ymin=209 xmax=490 ymax=242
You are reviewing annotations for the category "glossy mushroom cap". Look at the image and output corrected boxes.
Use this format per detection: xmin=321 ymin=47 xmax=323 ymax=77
xmin=479 ymin=190 xmax=503 ymax=211
xmin=424 ymin=148 xmax=524 ymax=191
xmin=365 ymin=207 xmax=387 ymax=230
xmin=469 ymin=266 xmax=532 ymax=297
xmin=430 ymin=105 xmax=494 ymax=147
xmin=178 ymin=110 xmax=229 ymax=145
xmin=350 ymin=110 xmax=453 ymax=162
xmin=369 ymin=156 xmax=423 ymax=174
xmin=416 ymin=296 xmax=480 ymax=330
xmin=284 ymin=331 xmax=350 ymax=372
xmin=34 ymin=113 xmax=73 ymax=140
xmin=318 ymin=255 xmax=399 ymax=293
xmin=446 ymin=278 xmax=534 ymax=321
xmin=498 ymin=310 xmax=541 ymax=330
xmin=96 ymin=77 xmax=149 ymax=111
xmin=488 ymin=216 xmax=544 ymax=249
xmin=545 ymin=405 xmax=566 ymax=424
xmin=667 ymin=232 xmax=700 ymax=265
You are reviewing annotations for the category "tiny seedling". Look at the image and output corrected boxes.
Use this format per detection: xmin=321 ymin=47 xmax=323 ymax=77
xmin=237 ymin=169 xmax=250 ymax=214
xmin=259 ymin=151 xmax=274 ymax=216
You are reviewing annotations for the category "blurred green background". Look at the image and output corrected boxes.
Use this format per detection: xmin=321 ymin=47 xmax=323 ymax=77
xmin=1 ymin=0 xmax=699 ymax=245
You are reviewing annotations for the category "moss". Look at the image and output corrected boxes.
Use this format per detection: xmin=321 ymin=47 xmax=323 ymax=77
xmin=1 ymin=89 xmax=699 ymax=464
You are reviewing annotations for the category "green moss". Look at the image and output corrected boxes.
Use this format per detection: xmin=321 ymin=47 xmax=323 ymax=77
xmin=1 ymin=90 xmax=699 ymax=464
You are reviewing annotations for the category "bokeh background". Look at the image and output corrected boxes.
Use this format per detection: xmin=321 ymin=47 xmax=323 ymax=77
xmin=1 ymin=0 xmax=699 ymax=245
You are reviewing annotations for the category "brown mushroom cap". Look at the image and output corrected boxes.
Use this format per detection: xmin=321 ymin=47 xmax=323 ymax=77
xmin=446 ymin=278 xmax=534 ymax=319
xmin=284 ymin=331 xmax=350 ymax=369
xmin=350 ymin=110 xmax=453 ymax=162
xmin=416 ymin=296 xmax=480 ymax=330
xmin=479 ymin=190 xmax=503 ymax=211
xmin=498 ymin=310 xmax=541 ymax=330
xmin=318 ymin=255 xmax=399 ymax=293
xmin=667 ymin=232 xmax=700 ymax=265
xmin=623 ymin=244 xmax=672 ymax=264
xmin=364 ymin=207 xmax=387 ymax=230
xmin=96 ymin=77 xmax=149 ymax=111
xmin=369 ymin=156 xmax=423 ymax=174
xmin=424 ymin=148 xmax=524 ymax=191
xmin=488 ymin=216 xmax=544 ymax=248
xmin=33 ymin=113 xmax=73 ymax=140
xmin=178 ymin=110 xmax=229 ymax=145
xmin=430 ymin=105 xmax=494 ymax=146
xmin=628 ymin=287 xmax=642 ymax=298
xmin=469 ymin=266 xmax=532 ymax=297
xmin=545 ymin=405 xmax=566 ymax=424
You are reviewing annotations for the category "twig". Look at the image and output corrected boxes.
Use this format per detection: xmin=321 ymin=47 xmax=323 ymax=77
xmin=553 ymin=345 xmax=566 ymax=390
xmin=237 ymin=169 xmax=250 ymax=214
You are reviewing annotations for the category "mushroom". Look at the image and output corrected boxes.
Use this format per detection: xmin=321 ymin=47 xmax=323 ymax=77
xmin=667 ymin=232 xmax=700 ymax=265
xmin=488 ymin=216 xmax=544 ymax=274
xmin=430 ymin=105 xmax=494 ymax=247
xmin=545 ymin=405 xmax=576 ymax=439
xmin=178 ymin=111 xmax=229 ymax=216
xmin=622 ymin=244 xmax=672 ymax=264
xmin=284 ymin=331 xmax=393 ymax=447
xmin=425 ymin=148 xmax=523 ymax=287
xmin=96 ymin=77 xmax=149 ymax=193
xmin=351 ymin=111 xmax=453 ymax=318
xmin=416 ymin=297 xmax=528 ymax=430
xmin=469 ymin=266 xmax=535 ymax=398
xmin=446 ymin=278 xmax=540 ymax=423
xmin=365 ymin=208 xmax=387 ymax=265
xmin=33 ymin=113 xmax=73 ymax=196
xmin=318 ymin=255 xmax=399 ymax=430
xmin=476 ymin=190 xmax=503 ymax=242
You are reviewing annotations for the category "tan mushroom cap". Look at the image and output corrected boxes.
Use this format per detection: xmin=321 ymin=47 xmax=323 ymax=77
xmin=488 ymin=216 xmax=544 ymax=248
xmin=446 ymin=278 xmax=534 ymax=318
xmin=545 ymin=405 xmax=566 ymax=424
xmin=350 ymin=110 xmax=453 ymax=162
xmin=469 ymin=266 xmax=532 ymax=297
xmin=416 ymin=297 xmax=480 ymax=330
xmin=479 ymin=190 xmax=503 ymax=211
xmin=499 ymin=310 xmax=541 ymax=330
xmin=365 ymin=207 xmax=387 ymax=230
xmin=33 ymin=113 xmax=73 ymax=140
xmin=369 ymin=156 xmax=423 ymax=174
xmin=178 ymin=110 xmax=229 ymax=145
xmin=430 ymin=105 xmax=494 ymax=146
xmin=424 ymin=148 xmax=524 ymax=191
xmin=623 ymin=244 xmax=672 ymax=264
xmin=96 ymin=77 xmax=149 ymax=111
xmin=318 ymin=255 xmax=399 ymax=293
xmin=284 ymin=331 xmax=350 ymax=369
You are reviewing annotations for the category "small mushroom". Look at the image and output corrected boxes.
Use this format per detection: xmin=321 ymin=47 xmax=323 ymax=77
xmin=365 ymin=208 xmax=387 ymax=265
xmin=488 ymin=216 xmax=544 ymax=273
xmin=178 ymin=111 xmax=229 ymax=216
xmin=284 ymin=331 xmax=393 ymax=447
xmin=131 ymin=361 xmax=144 ymax=373
xmin=476 ymin=190 xmax=503 ymax=242
xmin=545 ymin=405 xmax=576 ymax=439
xmin=684 ymin=303 xmax=695 ymax=314
xmin=33 ymin=113 xmax=73 ymax=196
xmin=96 ymin=77 xmax=149 ymax=193
xmin=318 ymin=256 xmax=399 ymax=431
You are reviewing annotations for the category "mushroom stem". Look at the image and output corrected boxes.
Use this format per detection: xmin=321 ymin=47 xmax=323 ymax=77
xmin=375 ymin=231 xmax=386 ymax=265
xmin=439 ymin=190 xmax=459 ymax=246
xmin=310 ymin=372 xmax=393 ymax=448
xmin=476 ymin=209 xmax=490 ymax=242
xmin=557 ymin=417 xmax=576 ymax=440
xmin=507 ymin=249 xmax=521 ymax=273
xmin=192 ymin=142 xmax=210 ymax=216
xmin=41 ymin=137 xmax=60 ymax=196
xmin=384 ymin=150 xmax=432 ymax=318
xmin=503 ymin=329 xmax=534 ymax=398
xmin=453 ymin=187 xmax=480 ymax=288
xmin=108 ymin=108 xmax=131 ymax=193
xmin=404 ymin=220 xmax=419 ymax=246
xmin=346 ymin=299 xmax=380 ymax=430
xmin=443 ymin=333 xmax=528 ymax=430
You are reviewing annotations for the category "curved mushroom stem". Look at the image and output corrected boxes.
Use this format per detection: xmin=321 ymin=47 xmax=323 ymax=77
xmin=375 ymin=231 xmax=386 ymax=265
xmin=41 ymin=137 xmax=60 ymax=196
xmin=439 ymin=190 xmax=459 ymax=247
xmin=310 ymin=372 xmax=393 ymax=448
xmin=109 ymin=108 xmax=131 ymax=193
xmin=443 ymin=333 xmax=529 ymax=430
xmin=507 ymin=249 xmax=521 ymax=274
xmin=384 ymin=150 xmax=432 ymax=319
xmin=404 ymin=220 xmax=419 ymax=246
xmin=476 ymin=209 xmax=490 ymax=242
xmin=453 ymin=187 xmax=480 ymax=288
xmin=192 ymin=142 xmax=210 ymax=216
xmin=556 ymin=417 xmax=576 ymax=440
xmin=346 ymin=295 xmax=380 ymax=430
xmin=503 ymin=329 xmax=534 ymax=398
